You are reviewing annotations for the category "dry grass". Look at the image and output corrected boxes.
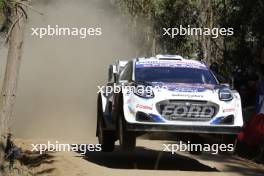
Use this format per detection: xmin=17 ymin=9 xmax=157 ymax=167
xmin=2 ymin=139 xmax=57 ymax=176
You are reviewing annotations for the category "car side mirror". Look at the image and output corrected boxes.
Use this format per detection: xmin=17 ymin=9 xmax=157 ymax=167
xmin=220 ymin=78 xmax=234 ymax=90
xmin=220 ymin=83 xmax=230 ymax=88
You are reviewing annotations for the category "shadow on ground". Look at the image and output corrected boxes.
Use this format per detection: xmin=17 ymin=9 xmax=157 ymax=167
xmin=75 ymin=145 xmax=218 ymax=171
xmin=194 ymin=152 xmax=264 ymax=175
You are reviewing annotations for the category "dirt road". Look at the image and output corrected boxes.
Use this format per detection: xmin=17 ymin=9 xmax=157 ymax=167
xmin=2 ymin=0 xmax=262 ymax=175
xmin=12 ymin=138 xmax=264 ymax=176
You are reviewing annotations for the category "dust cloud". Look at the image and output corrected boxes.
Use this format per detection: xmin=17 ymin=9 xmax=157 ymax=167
xmin=11 ymin=0 xmax=137 ymax=141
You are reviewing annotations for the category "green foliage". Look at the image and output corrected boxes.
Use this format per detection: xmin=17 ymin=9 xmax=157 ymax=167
xmin=116 ymin=0 xmax=263 ymax=75
xmin=0 ymin=0 xmax=16 ymax=9
xmin=223 ymin=0 xmax=264 ymax=68
xmin=0 ymin=0 xmax=17 ymax=34
xmin=0 ymin=0 xmax=4 ymax=8
xmin=153 ymin=0 xmax=198 ymax=55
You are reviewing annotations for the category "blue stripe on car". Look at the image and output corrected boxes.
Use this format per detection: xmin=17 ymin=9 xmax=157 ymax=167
xmin=149 ymin=114 xmax=166 ymax=122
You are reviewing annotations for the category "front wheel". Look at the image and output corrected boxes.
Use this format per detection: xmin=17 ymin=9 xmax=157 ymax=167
xmin=98 ymin=117 xmax=115 ymax=152
xmin=118 ymin=110 xmax=136 ymax=151
xmin=97 ymin=95 xmax=115 ymax=152
xmin=219 ymin=134 xmax=237 ymax=155
xmin=189 ymin=135 xmax=204 ymax=155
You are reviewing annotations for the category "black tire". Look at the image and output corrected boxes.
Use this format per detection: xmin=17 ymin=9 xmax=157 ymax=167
xmin=118 ymin=109 xmax=136 ymax=151
xmin=189 ymin=135 xmax=204 ymax=155
xmin=219 ymin=134 xmax=237 ymax=155
xmin=189 ymin=149 xmax=203 ymax=155
xmin=97 ymin=95 xmax=115 ymax=152
xmin=98 ymin=118 xmax=115 ymax=152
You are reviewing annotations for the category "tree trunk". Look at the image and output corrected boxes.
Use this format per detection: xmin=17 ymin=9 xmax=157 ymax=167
xmin=0 ymin=4 xmax=27 ymax=174
xmin=197 ymin=0 xmax=213 ymax=65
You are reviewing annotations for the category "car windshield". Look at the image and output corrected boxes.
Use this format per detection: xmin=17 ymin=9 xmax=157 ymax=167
xmin=135 ymin=66 xmax=218 ymax=85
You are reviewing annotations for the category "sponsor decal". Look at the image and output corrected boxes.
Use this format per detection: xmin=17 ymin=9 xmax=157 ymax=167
xmin=171 ymin=94 xmax=204 ymax=98
xmin=136 ymin=60 xmax=206 ymax=69
xmin=127 ymin=104 xmax=135 ymax=115
xmin=168 ymin=87 xmax=205 ymax=92
xmin=126 ymin=98 xmax=133 ymax=104
xmin=153 ymin=83 xmax=212 ymax=93
xmin=160 ymin=103 xmax=216 ymax=119
xmin=136 ymin=104 xmax=153 ymax=110
xmin=223 ymin=108 xmax=235 ymax=113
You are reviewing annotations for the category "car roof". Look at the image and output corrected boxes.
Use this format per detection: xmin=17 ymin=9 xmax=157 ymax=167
xmin=134 ymin=54 xmax=207 ymax=69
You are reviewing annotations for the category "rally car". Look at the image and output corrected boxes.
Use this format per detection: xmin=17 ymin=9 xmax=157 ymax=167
xmin=96 ymin=54 xmax=243 ymax=152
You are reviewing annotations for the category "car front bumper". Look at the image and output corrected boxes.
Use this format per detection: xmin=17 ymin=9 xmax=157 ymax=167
xmin=125 ymin=123 xmax=242 ymax=134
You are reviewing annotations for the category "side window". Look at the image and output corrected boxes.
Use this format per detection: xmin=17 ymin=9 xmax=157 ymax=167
xmin=119 ymin=61 xmax=132 ymax=81
xmin=126 ymin=62 xmax=133 ymax=80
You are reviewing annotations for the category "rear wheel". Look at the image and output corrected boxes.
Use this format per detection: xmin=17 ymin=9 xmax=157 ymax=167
xmin=118 ymin=109 xmax=136 ymax=151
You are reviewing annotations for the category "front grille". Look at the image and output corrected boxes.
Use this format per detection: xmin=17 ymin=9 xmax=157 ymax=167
xmin=156 ymin=100 xmax=219 ymax=121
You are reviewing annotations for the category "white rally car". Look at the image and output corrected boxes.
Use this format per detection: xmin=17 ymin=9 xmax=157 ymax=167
xmin=96 ymin=55 xmax=243 ymax=152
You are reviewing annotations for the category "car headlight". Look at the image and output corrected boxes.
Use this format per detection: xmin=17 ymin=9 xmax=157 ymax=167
xmin=219 ymin=89 xmax=233 ymax=101
xmin=133 ymin=82 xmax=154 ymax=98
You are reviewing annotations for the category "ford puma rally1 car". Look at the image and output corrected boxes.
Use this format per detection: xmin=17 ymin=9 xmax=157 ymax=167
xmin=96 ymin=55 xmax=243 ymax=152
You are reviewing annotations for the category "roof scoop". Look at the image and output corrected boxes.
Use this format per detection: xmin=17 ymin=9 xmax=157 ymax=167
xmin=156 ymin=54 xmax=184 ymax=60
